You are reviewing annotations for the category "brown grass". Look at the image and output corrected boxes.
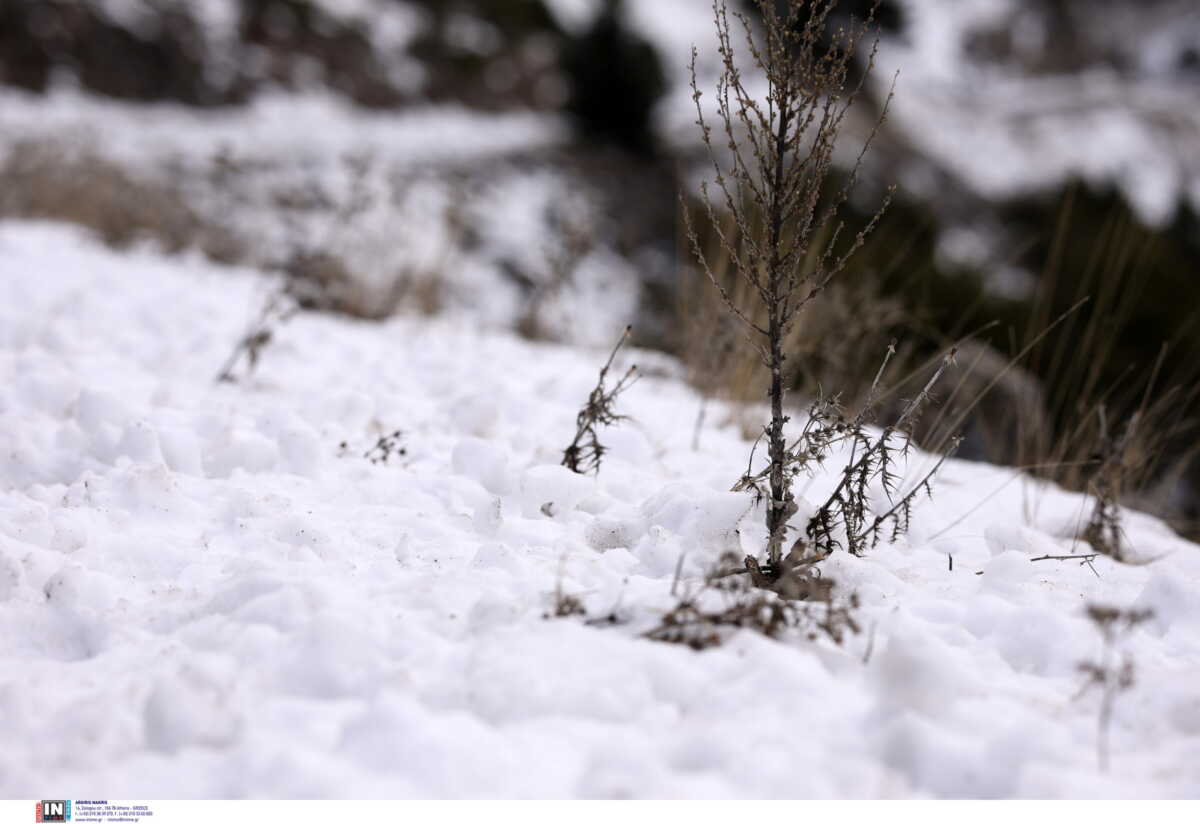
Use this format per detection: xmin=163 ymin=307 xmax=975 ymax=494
xmin=0 ymin=140 xmax=242 ymax=262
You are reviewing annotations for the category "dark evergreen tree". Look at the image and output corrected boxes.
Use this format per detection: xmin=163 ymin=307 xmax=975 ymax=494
xmin=561 ymin=0 xmax=667 ymax=156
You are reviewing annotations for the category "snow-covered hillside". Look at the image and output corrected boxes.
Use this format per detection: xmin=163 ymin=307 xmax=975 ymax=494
xmin=1 ymin=222 xmax=1198 ymax=798
xmin=0 ymin=88 xmax=646 ymax=347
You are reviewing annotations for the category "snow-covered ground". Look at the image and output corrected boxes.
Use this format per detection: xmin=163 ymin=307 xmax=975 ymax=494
xmin=1 ymin=221 xmax=1198 ymax=798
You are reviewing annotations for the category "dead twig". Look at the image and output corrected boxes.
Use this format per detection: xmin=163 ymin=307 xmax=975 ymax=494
xmin=562 ymin=326 xmax=639 ymax=475
xmin=1030 ymin=552 xmax=1101 ymax=577
xmin=216 ymin=286 xmax=302 ymax=383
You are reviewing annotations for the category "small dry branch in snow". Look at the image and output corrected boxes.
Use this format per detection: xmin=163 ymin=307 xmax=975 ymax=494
xmin=562 ymin=326 xmax=639 ymax=475
xmin=215 ymin=278 xmax=325 ymax=383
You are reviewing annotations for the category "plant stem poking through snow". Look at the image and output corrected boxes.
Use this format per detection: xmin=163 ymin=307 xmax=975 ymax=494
xmin=684 ymin=0 xmax=895 ymax=571
xmin=546 ymin=559 xmax=588 ymax=619
xmin=562 ymin=326 xmax=639 ymax=475
xmin=1077 ymin=604 xmax=1153 ymax=772
xmin=1080 ymin=405 xmax=1139 ymax=561
xmin=216 ymin=282 xmax=304 ymax=383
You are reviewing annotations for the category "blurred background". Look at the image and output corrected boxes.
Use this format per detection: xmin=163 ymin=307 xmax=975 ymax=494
xmin=1 ymin=0 xmax=1198 ymax=532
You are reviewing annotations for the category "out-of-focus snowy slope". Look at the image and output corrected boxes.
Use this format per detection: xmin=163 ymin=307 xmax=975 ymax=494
xmin=872 ymin=0 xmax=1200 ymax=226
xmin=632 ymin=0 xmax=1200 ymax=226
xmin=1 ymin=222 xmax=1198 ymax=798
xmin=0 ymin=87 xmax=645 ymax=346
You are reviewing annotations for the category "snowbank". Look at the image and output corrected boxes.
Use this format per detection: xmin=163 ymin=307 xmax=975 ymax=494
xmin=1 ymin=223 xmax=1198 ymax=798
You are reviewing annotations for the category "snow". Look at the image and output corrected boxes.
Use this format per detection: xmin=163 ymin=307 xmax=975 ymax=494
xmin=0 ymin=89 xmax=559 ymax=172
xmin=1 ymin=221 xmax=1199 ymax=798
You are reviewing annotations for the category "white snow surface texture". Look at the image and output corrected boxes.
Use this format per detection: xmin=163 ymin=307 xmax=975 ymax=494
xmin=1 ymin=223 xmax=1199 ymax=799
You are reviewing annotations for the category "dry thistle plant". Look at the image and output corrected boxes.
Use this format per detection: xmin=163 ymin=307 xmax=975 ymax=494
xmin=806 ymin=348 xmax=961 ymax=556
xmin=684 ymin=0 xmax=895 ymax=571
xmin=562 ymin=326 xmax=639 ymax=475
xmin=728 ymin=345 xmax=960 ymax=563
xmin=1077 ymin=604 xmax=1154 ymax=771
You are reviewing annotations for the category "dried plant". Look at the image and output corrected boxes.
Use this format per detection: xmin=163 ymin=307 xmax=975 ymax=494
xmin=337 ymin=427 xmax=408 ymax=465
xmin=1029 ymin=551 xmax=1100 ymax=577
xmin=1079 ymin=406 xmax=1133 ymax=560
xmin=544 ymin=577 xmax=588 ymax=620
xmin=646 ymin=551 xmax=860 ymax=650
xmin=543 ymin=557 xmax=590 ymax=620
xmin=805 ymin=348 xmax=961 ymax=557
xmin=1073 ymin=367 xmax=1199 ymax=560
xmin=729 ymin=344 xmax=959 ymax=567
xmin=676 ymin=203 xmax=914 ymax=420
xmin=684 ymin=0 xmax=894 ymax=569
xmin=562 ymin=326 xmax=639 ymax=475
xmin=998 ymin=195 xmax=1200 ymax=542
xmin=731 ymin=394 xmax=851 ymax=501
xmin=363 ymin=429 xmax=407 ymax=465
xmin=1077 ymin=604 xmax=1154 ymax=771
xmin=215 ymin=280 xmax=319 ymax=383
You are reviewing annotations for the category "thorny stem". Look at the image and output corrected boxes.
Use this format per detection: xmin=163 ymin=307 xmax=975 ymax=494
xmin=864 ymin=436 xmax=961 ymax=543
xmin=810 ymin=348 xmax=957 ymax=553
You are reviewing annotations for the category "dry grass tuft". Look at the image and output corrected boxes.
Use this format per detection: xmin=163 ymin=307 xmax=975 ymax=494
xmin=0 ymin=140 xmax=242 ymax=261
